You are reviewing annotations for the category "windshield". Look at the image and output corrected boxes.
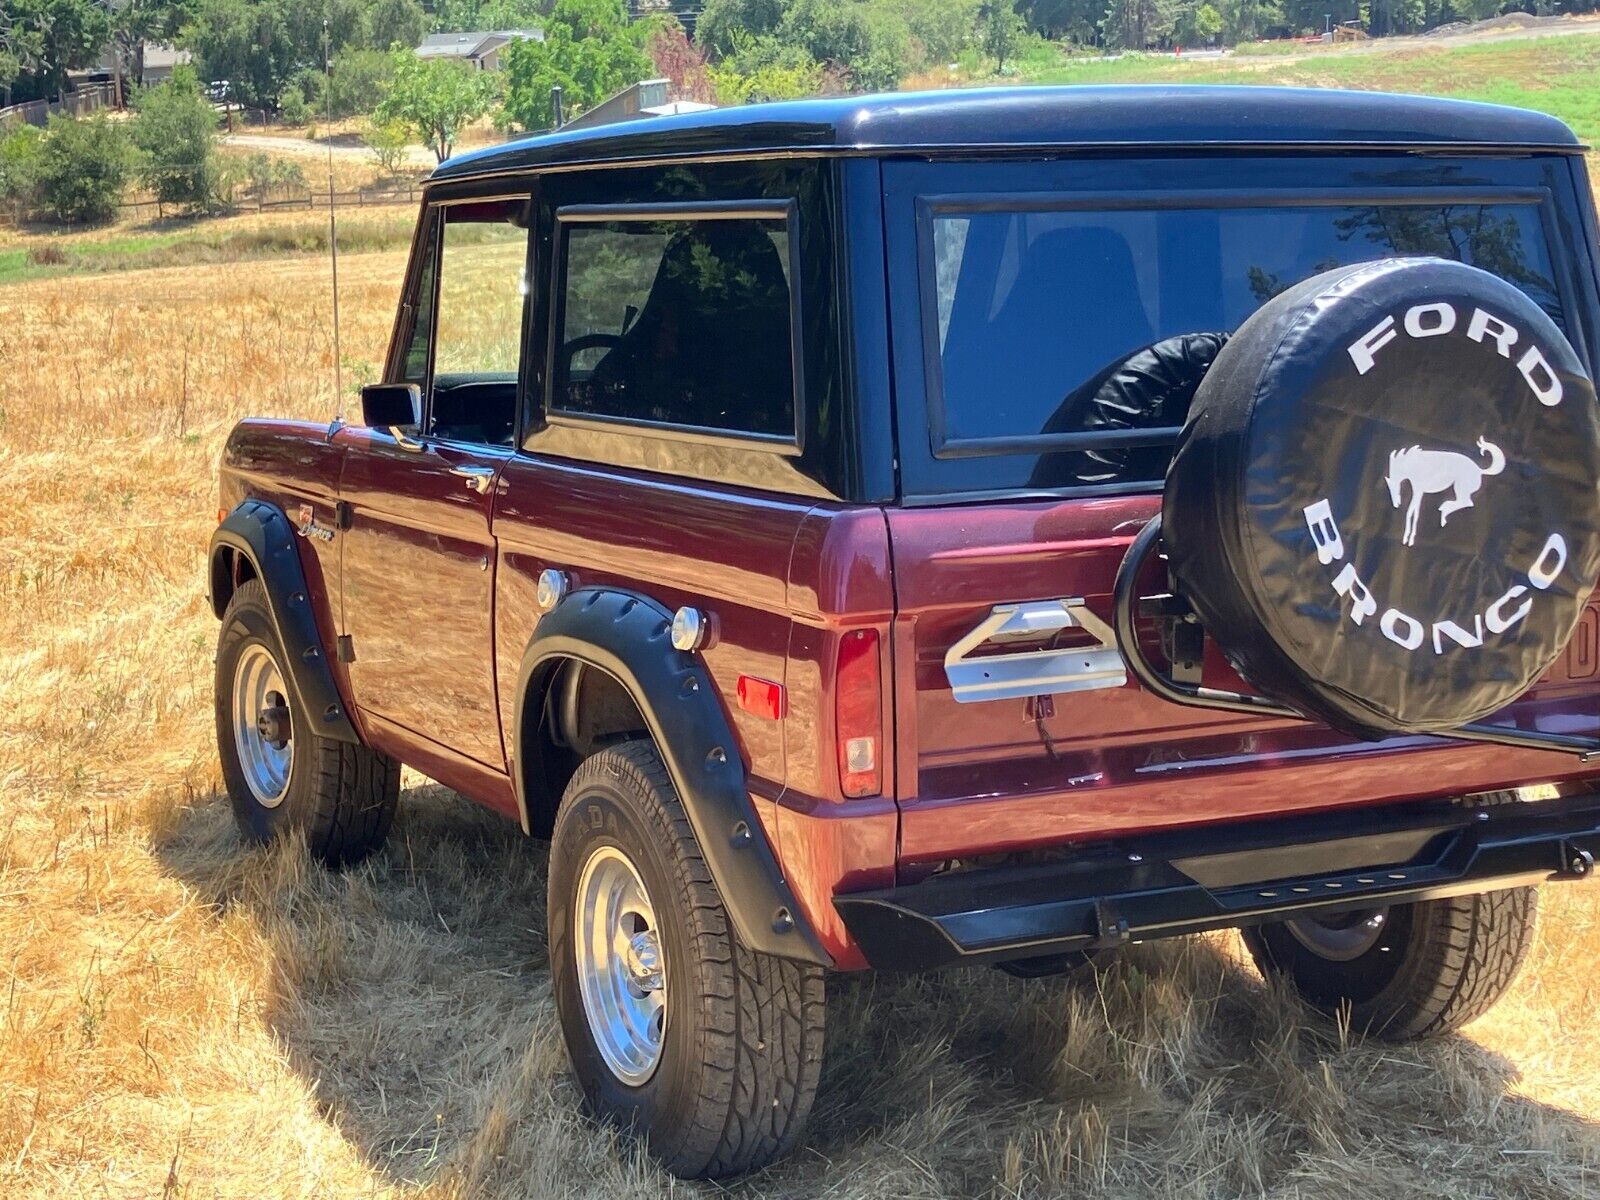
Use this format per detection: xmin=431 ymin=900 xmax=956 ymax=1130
xmin=923 ymin=200 xmax=1562 ymax=492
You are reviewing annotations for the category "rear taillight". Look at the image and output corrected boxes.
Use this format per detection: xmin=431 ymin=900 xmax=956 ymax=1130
xmin=835 ymin=629 xmax=882 ymax=798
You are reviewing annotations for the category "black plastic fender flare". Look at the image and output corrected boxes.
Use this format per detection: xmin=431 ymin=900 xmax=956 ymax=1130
xmin=208 ymin=499 xmax=359 ymax=745
xmin=513 ymin=587 xmax=831 ymax=967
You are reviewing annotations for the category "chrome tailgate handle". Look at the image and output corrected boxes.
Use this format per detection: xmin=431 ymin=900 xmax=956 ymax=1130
xmin=944 ymin=598 xmax=1127 ymax=703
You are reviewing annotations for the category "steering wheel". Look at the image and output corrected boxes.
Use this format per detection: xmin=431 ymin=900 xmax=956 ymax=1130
xmin=561 ymin=333 xmax=623 ymax=374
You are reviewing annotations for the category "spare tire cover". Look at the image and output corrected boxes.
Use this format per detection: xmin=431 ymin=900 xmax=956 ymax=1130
xmin=1164 ymin=257 xmax=1600 ymax=739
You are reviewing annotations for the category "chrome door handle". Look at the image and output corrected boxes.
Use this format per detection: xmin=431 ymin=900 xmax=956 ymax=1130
xmin=449 ymin=464 xmax=497 ymax=494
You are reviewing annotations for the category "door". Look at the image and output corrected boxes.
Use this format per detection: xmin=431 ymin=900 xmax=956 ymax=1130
xmin=339 ymin=193 xmax=532 ymax=769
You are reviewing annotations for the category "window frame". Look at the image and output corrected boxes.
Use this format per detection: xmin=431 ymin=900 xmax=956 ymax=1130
xmin=543 ymin=199 xmax=807 ymax=456
xmin=382 ymin=189 xmax=537 ymax=448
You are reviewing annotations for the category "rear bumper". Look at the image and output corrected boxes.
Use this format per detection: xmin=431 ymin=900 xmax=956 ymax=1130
xmin=834 ymin=793 xmax=1600 ymax=971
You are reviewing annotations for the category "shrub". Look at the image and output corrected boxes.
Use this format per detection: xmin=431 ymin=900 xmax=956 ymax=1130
xmin=278 ymin=88 xmax=311 ymax=126
xmin=36 ymin=115 xmax=131 ymax=225
xmin=362 ymin=119 xmax=412 ymax=177
xmin=0 ymin=124 xmax=45 ymax=217
xmin=132 ymin=67 xmax=222 ymax=213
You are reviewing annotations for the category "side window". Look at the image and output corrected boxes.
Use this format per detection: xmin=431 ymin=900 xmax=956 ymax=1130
xmin=550 ymin=210 xmax=798 ymax=443
xmin=400 ymin=217 xmax=438 ymax=387
xmin=425 ymin=198 xmax=530 ymax=446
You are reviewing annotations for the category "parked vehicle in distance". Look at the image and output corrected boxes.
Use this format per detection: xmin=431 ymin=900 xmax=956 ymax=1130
xmin=209 ymin=87 xmax=1600 ymax=1178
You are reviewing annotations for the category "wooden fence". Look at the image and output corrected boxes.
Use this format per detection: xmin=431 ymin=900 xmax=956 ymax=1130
xmin=112 ymin=183 xmax=423 ymax=222
xmin=0 ymin=84 xmax=118 ymax=131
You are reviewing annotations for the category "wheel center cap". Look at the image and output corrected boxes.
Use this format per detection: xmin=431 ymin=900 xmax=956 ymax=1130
xmin=256 ymin=694 xmax=291 ymax=748
xmin=625 ymin=931 xmax=661 ymax=988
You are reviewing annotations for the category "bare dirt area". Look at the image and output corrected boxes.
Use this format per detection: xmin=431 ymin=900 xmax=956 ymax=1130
xmin=2 ymin=251 xmax=1599 ymax=1198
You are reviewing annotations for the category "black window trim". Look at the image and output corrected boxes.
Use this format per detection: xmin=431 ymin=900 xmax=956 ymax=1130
xmin=914 ymin=184 xmax=1563 ymax=464
xmin=543 ymin=198 xmax=807 ymax=457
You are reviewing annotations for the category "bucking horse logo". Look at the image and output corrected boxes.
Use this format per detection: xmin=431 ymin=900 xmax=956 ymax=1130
xmin=1384 ymin=437 xmax=1506 ymax=547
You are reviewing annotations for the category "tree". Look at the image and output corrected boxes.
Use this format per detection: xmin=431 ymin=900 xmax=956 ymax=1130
xmin=4 ymin=0 xmax=112 ymax=103
xmin=1173 ymin=0 xmax=1223 ymax=41
xmin=366 ymin=0 xmax=426 ymax=51
xmin=695 ymin=0 xmax=789 ymax=57
xmin=362 ymin=118 xmax=412 ymax=176
xmin=376 ymin=50 xmax=498 ymax=161
xmin=891 ymin=0 xmax=982 ymax=64
xmin=131 ymin=65 xmax=220 ymax=211
xmin=648 ymin=19 xmax=716 ymax=104
xmin=181 ymin=0 xmax=296 ymax=108
xmin=981 ymin=0 xmax=1026 ymax=70
xmin=500 ymin=0 xmax=651 ymax=131
xmin=1104 ymin=0 xmax=1175 ymax=47
xmin=36 ymin=113 xmax=130 ymax=223
xmin=328 ymin=47 xmax=395 ymax=116
xmin=1216 ymin=0 xmax=1284 ymax=41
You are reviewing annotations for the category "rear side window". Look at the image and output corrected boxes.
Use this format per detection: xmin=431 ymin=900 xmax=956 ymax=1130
xmin=923 ymin=200 xmax=1562 ymax=492
xmin=549 ymin=207 xmax=799 ymax=443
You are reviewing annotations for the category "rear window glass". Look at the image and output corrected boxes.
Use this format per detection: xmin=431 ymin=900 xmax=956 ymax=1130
xmin=927 ymin=202 xmax=1562 ymax=490
xmin=551 ymin=213 xmax=797 ymax=442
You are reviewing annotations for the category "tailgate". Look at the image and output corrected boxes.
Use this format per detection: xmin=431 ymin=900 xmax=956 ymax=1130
xmin=887 ymin=495 xmax=1600 ymax=867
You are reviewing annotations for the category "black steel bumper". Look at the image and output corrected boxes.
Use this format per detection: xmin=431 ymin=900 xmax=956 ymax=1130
xmin=835 ymin=794 xmax=1600 ymax=972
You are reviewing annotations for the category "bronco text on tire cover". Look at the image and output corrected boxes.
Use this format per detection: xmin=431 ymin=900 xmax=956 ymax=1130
xmin=1164 ymin=257 xmax=1600 ymax=739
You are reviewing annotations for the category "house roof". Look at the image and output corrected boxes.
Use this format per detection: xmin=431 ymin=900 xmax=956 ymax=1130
xmin=430 ymin=84 xmax=1581 ymax=181
xmin=415 ymin=29 xmax=543 ymax=60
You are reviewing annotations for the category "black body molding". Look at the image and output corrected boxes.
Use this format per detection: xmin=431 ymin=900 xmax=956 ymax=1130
xmin=514 ymin=587 xmax=831 ymax=967
xmin=208 ymin=499 xmax=360 ymax=744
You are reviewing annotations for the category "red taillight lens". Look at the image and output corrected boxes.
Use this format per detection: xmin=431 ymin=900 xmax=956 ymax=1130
xmin=835 ymin=628 xmax=882 ymax=798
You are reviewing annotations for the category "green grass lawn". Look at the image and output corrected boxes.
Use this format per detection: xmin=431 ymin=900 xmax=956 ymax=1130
xmin=1026 ymin=32 xmax=1600 ymax=147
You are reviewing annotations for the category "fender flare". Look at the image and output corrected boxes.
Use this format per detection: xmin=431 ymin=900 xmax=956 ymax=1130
xmin=208 ymin=499 xmax=359 ymax=745
xmin=514 ymin=588 xmax=831 ymax=966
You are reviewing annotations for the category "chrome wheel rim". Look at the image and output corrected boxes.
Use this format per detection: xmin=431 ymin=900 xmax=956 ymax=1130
xmin=232 ymin=642 xmax=293 ymax=808
xmin=1285 ymin=908 xmax=1390 ymax=962
xmin=574 ymin=845 xmax=666 ymax=1086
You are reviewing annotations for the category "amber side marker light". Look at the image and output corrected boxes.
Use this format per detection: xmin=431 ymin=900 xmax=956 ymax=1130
xmin=835 ymin=629 xmax=882 ymax=798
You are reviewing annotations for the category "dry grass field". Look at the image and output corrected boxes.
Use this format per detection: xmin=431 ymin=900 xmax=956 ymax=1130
xmin=3 ymin=230 xmax=1600 ymax=1197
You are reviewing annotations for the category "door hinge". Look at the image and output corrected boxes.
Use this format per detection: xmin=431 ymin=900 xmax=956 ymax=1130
xmin=334 ymin=500 xmax=354 ymax=531
xmin=336 ymin=634 xmax=356 ymax=663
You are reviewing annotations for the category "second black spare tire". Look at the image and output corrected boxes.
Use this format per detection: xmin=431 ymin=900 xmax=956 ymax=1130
xmin=1164 ymin=257 xmax=1600 ymax=739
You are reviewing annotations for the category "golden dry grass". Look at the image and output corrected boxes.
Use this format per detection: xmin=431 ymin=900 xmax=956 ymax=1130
xmin=2 ymin=245 xmax=1599 ymax=1199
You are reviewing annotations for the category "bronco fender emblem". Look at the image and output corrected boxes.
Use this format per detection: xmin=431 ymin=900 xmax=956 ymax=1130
xmin=294 ymin=503 xmax=336 ymax=543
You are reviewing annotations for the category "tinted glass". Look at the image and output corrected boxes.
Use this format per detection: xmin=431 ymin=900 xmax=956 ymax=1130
xmin=930 ymin=203 xmax=1561 ymax=488
xmin=553 ymin=216 xmax=796 ymax=440
xmin=401 ymin=219 xmax=437 ymax=386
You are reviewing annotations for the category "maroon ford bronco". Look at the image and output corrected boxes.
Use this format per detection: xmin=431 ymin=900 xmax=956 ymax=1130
xmin=210 ymin=87 xmax=1600 ymax=1177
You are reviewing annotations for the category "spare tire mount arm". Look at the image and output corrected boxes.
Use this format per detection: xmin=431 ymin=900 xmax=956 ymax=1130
xmin=1112 ymin=515 xmax=1600 ymax=762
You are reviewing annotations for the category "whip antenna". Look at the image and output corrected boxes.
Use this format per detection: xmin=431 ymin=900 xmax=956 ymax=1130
xmin=324 ymin=17 xmax=344 ymax=420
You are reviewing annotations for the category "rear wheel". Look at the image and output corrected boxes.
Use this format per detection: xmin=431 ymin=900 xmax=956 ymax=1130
xmin=549 ymin=740 xmax=825 ymax=1179
xmin=216 ymin=579 xmax=399 ymax=867
xmin=1243 ymin=887 xmax=1537 ymax=1040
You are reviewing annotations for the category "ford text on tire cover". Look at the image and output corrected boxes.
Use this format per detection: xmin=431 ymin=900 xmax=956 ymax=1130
xmin=206 ymin=88 xmax=1600 ymax=1179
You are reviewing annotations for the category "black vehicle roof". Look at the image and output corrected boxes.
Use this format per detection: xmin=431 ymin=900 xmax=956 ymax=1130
xmin=431 ymin=84 xmax=1580 ymax=181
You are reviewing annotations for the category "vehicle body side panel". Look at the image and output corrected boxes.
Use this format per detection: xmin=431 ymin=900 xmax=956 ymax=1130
xmin=493 ymin=456 xmax=806 ymax=840
xmin=335 ymin=425 xmax=510 ymax=775
xmin=779 ymin=505 xmax=898 ymax=968
xmin=217 ymin=419 xmax=351 ymax=718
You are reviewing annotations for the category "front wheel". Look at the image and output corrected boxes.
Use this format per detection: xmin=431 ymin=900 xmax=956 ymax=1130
xmin=1243 ymin=887 xmax=1537 ymax=1040
xmin=216 ymin=579 xmax=399 ymax=867
xmin=549 ymin=741 xmax=825 ymax=1179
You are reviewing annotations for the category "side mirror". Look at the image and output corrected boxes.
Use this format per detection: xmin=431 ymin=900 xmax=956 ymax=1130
xmin=360 ymin=382 xmax=421 ymax=430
